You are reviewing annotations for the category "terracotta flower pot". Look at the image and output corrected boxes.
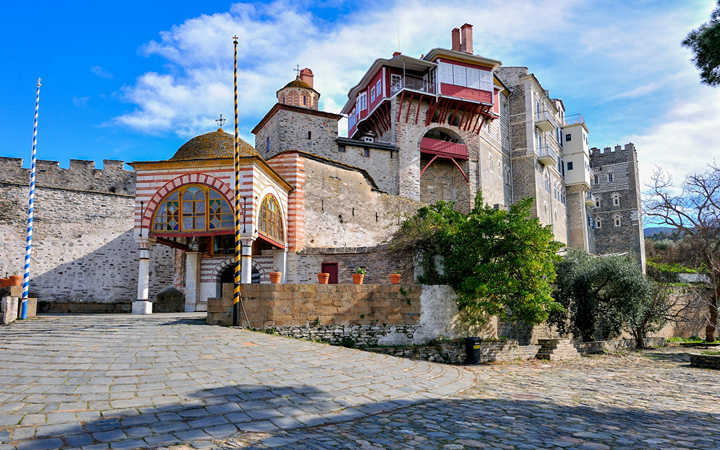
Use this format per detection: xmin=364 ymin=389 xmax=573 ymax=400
xmin=317 ymin=273 xmax=330 ymax=284
xmin=352 ymin=273 xmax=364 ymax=285
xmin=269 ymin=271 xmax=282 ymax=284
xmin=389 ymin=273 xmax=402 ymax=284
xmin=8 ymin=275 xmax=22 ymax=287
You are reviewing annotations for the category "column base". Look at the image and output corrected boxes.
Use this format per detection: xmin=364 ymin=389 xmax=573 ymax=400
xmin=132 ymin=301 xmax=153 ymax=315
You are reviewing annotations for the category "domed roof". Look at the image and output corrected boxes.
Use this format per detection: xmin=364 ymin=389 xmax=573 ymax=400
xmin=170 ymin=128 xmax=257 ymax=161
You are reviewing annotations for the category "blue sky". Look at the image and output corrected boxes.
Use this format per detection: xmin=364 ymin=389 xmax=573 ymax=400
xmin=1 ymin=0 xmax=718 ymax=192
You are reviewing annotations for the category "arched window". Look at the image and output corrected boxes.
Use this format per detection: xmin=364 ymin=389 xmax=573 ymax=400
xmin=258 ymin=194 xmax=284 ymax=243
xmin=152 ymin=185 xmax=233 ymax=233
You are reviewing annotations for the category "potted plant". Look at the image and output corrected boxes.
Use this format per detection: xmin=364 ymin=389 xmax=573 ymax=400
xmin=269 ymin=271 xmax=282 ymax=284
xmin=352 ymin=267 xmax=366 ymax=285
xmin=317 ymin=272 xmax=330 ymax=284
xmin=389 ymin=273 xmax=402 ymax=284
xmin=8 ymin=274 xmax=22 ymax=287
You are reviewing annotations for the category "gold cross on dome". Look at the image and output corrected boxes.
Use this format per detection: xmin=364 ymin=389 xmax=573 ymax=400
xmin=215 ymin=113 xmax=227 ymax=128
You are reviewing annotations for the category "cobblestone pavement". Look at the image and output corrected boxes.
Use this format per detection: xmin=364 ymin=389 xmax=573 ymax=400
xmin=218 ymin=349 xmax=720 ymax=449
xmin=0 ymin=314 xmax=473 ymax=449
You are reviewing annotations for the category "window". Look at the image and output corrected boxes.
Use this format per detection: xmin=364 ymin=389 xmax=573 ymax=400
xmin=376 ymin=79 xmax=382 ymax=98
xmin=338 ymin=145 xmax=346 ymax=153
xmin=612 ymin=194 xmax=620 ymax=206
xmin=281 ymin=95 xmax=285 ymax=104
xmin=266 ymin=136 xmax=270 ymax=151
xmin=594 ymin=174 xmax=599 ymax=184
xmin=566 ymin=133 xmax=572 ymax=142
xmin=307 ymin=131 xmax=312 ymax=140
xmin=608 ymin=173 xmax=614 ymax=183
xmin=595 ymin=217 xmax=602 ymax=229
xmin=259 ymin=194 xmax=284 ymax=243
xmin=390 ymin=74 xmax=402 ymax=94
xmin=595 ymin=198 xmax=600 ymax=208
xmin=567 ymin=161 xmax=574 ymax=171
xmin=152 ymin=185 xmax=232 ymax=233
xmin=348 ymin=108 xmax=357 ymax=130
xmin=370 ymin=86 xmax=376 ymax=102
xmin=357 ymin=92 xmax=367 ymax=111
xmin=437 ymin=61 xmax=493 ymax=92
xmin=614 ymin=216 xmax=621 ymax=227
xmin=363 ymin=148 xmax=370 ymax=158
xmin=303 ymin=95 xmax=307 ymax=106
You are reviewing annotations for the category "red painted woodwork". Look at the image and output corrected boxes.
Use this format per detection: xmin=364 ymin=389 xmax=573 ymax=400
xmin=257 ymin=232 xmax=285 ymax=249
xmin=440 ymin=83 xmax=492 ymax=103
xmin=420 ymin=137 xmax=469 ymax=160
xmin=321 ymin=263 xmax=339 ymax=284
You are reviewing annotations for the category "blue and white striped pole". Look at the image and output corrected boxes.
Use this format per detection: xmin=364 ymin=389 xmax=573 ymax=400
xmin=21 ymin=78 xmax=41 ymax=320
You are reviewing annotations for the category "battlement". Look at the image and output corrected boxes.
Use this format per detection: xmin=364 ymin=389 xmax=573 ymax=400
xmin=0 ymin=157 xmax=136 ymax=195
xmin=590 ymin=143 xmax=636 ymax=156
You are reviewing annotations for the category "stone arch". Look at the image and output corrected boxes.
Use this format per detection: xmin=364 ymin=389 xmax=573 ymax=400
xmin=141 ymin=173 xmax=235 ymax=230
xmin=213 ymin=257 xmax=265 ymax=284
xmin=418 ymin=127 xmax=471 ymax=211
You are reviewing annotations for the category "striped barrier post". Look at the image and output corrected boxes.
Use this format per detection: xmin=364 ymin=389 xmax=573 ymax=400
xmin=232 ymin=35 xmax=241 ymax=327
xmin=21 ymin=78 xmax=41 ymax=320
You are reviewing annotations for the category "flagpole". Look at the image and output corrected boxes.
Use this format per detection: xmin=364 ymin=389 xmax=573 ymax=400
xmin=21 ymin=78 xmax=41 ymax=320
xmin=232 ymin=35 xmax=241 ymax=327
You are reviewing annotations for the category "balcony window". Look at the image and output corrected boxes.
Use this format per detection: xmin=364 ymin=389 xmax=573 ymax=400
xmin=376 ymin=79 xmax=382 ymax=98
xmin=370 ymin=86 xmax=376 ymax=102
xmin=567 ymin=161 xmax=574 ymax=171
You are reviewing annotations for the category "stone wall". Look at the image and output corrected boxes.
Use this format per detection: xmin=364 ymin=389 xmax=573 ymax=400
xmin=288 ymin=246 xmax=415 ymax=285
xmin=301 ymin=156 xmax=421 ymax=248
xmin=590 ymin=144 xmax=645 ymax=271
xmin=254 ymin=108 xmax=339 ymax=162
xmin=365 ymin=340 xmax=541 ymax=365
xmin=0 ymin=160 xmax=174 ymax=308
xmin=207 ymin=284 xmax=460 ymax=345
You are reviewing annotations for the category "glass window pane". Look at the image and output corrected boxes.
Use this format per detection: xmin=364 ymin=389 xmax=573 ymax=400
xmin=452 ymin=64 xmax=466 ymax=87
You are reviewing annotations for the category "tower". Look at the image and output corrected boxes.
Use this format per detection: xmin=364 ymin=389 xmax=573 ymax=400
xmin=276 ymin=68 xmax=319 ymax=110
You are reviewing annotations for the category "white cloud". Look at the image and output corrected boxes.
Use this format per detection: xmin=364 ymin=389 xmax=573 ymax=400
xmin=91 ymin=66 xmax=113 ymax=79
xmin=629 ymin=87 xmax=720 ymax=190
xmin=112 ymin=0 xmax=720 ymax=191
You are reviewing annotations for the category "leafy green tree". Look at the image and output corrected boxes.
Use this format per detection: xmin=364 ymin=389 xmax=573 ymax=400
xmin=391 ymin=194 xmax=563 ymax=328
xmin=683 ymin=1 xmax=720 ymax=86
xmin=552 ymin=250 xmax=662 ymax=344
xmin=625 ymin=284 xmax=671 ymax=349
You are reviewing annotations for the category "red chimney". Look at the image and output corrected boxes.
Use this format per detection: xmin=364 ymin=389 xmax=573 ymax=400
xmin=451 ymin=27 xmax=460 ymax=51
xmin=460 ymin=23 xmax=473 ymax=54
xmin=299 ymin=68 xmax=314 ymax=88
xmin=393 ymin=51 xmax=401 ymax=57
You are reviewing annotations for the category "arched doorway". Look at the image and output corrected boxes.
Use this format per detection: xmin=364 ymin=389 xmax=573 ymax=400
xmin=217 ymin=261 xmax=263 ymax=298
xmin=419 ymin=128 xmax=471 ymax=210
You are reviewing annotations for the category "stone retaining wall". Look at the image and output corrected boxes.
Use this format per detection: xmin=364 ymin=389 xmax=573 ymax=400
xmin=208 ymin=284 xmax=459 ymax=345
xmin=576 ymin=337 xmax=666 ymax=354
xmin=365 ymin=340 xmax=541 ymax=365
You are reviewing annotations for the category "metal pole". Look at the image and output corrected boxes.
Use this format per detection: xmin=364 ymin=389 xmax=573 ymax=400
xmin=232 ymin=35 xmax=241 ymax=327
xmin=21 ymin=78 xmax=41 ymax=320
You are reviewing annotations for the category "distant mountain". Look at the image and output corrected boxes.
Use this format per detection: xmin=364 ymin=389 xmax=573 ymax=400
xmin=644 ymin=227 xmax=677 ymax=239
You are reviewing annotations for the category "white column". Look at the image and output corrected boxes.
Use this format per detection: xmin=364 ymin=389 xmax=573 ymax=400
xmin=184 ymin=252 xmax=200 ymax=312
xmin=132 ymin=247 xmax=152 ymax=315
xmin=241 ymin=240 xmax=254 ymax=284
xmin=273 ymin=248 xmax=288 ymax=283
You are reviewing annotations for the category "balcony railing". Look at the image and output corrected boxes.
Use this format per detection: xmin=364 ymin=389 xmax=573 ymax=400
xmin=564 ymin=113 xmax=584 ymax=126
xmin=536 ymin=144 xmax=558 ymax=166
xmin=534 ymin=110 xmax=556 ymax=132
xmin=390 ymin=74 xmax=436 ymax=95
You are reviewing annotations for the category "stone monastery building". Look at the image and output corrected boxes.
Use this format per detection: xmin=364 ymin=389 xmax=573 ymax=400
xmin=0 ymin=24 xmax=644 ymax=313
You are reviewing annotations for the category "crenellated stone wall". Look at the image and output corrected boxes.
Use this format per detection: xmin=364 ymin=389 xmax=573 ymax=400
xmin=0 ymin=160 xmax=174 ymax=308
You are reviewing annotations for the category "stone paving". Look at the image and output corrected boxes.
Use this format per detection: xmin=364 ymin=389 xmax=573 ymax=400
xmin=220 ymin=349 xmax=720 ymax=449
xmin=0 ymin=314 xmax=473 ymax=449
xmin=1 ymin=315 xmax=719 ymax=449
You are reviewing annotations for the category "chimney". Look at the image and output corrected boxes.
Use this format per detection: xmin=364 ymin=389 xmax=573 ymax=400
xmin=460 ymin=23 xmax=473 ymax=54
xmin=451 ymin=28 xmax=460 ymax=51
xmin=299 ymin=68 xmax=314 ymax=88
xmin=393 ymin=51 xmax=401 ymax=57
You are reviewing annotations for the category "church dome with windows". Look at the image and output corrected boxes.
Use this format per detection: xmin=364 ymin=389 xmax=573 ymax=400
xmin=170 ymin=128 xmax=257 ymax=161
